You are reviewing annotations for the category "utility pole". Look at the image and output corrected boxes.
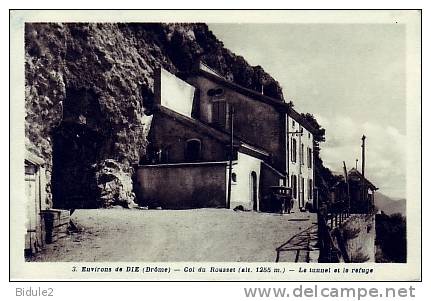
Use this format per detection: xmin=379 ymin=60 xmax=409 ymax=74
xmin=361 ymin=135 xmax=366 ymax=211
xmin=227 ymin=106 xmax=234 ymax=209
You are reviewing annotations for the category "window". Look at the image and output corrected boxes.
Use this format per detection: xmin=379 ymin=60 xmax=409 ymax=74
xmin=292 ymin=120 xmax=295 ymax=127
xmin=307 ymin=147 xmax=312 ymax=169
xmin=208 ymin=87 xmax=228 ymax=128
xmin=207 ymin=87 xmax=225 ymax=97
xmin=301 ymin=177 xmax=305 ymax=201
xmin=161 ymin=148 xmax=169 ymax=163
xmin=232 ymin=172 xmax=237 ymax=183
xmin=291 ymin=175 xmax=297 ymax=199
xmin=308 ymin=179 xmax=313 ymax=200
xmin=212 ymin=101 xmax=228 ymax=128
xmin=291 ymin=138 xmax=297 ymax=163
xmin=156 ymin=148 xmax=169 ymax=163
xmin=300 ymin=143 xmax=304 ymax=165
xmin=185 ymin=139 xmax=201 ymax=162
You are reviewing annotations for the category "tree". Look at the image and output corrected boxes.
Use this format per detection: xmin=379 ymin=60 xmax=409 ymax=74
xmin=375 ymin=213 xmax=407 ymax=262
xmin=301 ymin=113 xmax=341 ymax=202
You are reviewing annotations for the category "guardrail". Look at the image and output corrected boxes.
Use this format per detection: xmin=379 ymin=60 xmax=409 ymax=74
xmin=326 ymin=201 xmax=350 ymax=230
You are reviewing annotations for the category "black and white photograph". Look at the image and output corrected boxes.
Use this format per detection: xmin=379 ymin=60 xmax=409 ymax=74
xmin=10 ymin=9 xmax=421 ymax=281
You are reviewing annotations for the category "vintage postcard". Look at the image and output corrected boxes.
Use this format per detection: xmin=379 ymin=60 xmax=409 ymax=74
xmin=10 ymin=9 xmax=421 ymax=281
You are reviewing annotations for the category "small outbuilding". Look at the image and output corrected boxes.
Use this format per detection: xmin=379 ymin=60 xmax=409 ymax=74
xmin=330 ymin=168 xmax=378 ymax=214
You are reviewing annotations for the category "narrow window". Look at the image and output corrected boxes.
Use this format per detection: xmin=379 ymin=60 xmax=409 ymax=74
xmin=212 ymin=101 xmax=228 ymax=128
xmin=307 ymin=147 xmax=312 ymax=169
xmin=161 ymin=147 xmax=169 ymax=163
xmin=300 ymin=143 xmax=304 ymax=165
xmin=291 ymin=138 xmax=297 ymax=163
xmin=209 ymin=87 xmax=227 ymax=129
xmin=185 ymin=139 xmax=201 ymax=162
xmin=301 ymin=177 xmax=305 ymax=201
xmin=308 ymin=179 xmax=313 ymax=200
xmin=291 ymin=175 xmax=297 ymax=199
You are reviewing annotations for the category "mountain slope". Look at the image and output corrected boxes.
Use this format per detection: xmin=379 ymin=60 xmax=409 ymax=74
xmin=374 ymin=192 xmax=406 ymax=216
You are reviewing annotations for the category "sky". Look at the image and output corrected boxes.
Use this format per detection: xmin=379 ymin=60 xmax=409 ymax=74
xmin=208 ymin=23 xmax=406 ymax=199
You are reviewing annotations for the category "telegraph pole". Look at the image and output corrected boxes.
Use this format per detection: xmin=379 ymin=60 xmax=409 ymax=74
xmin=227 ymin=106 xmax=234 ymax=209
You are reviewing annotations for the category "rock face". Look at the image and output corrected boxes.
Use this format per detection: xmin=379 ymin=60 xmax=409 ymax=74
xmin=25 ymin=22 xmax=285 ymax=208
xmin=92 ymin=159 xmax=137 ymax=208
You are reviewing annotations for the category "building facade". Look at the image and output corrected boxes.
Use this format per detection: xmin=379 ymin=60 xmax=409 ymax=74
xmin=287 ymin=115 xmax=315 ymax=210
xmin=136 ymin=63 xmax=317 ymax=212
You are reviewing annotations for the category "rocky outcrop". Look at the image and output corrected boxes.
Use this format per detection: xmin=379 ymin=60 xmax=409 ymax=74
xmin=25 ymin=22 xmax=285 ymax=208
xmin=92 ymin=159 xmax=137 ymax=208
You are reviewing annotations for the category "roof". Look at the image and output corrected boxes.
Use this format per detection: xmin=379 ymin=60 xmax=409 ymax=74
xmin=189 ymin=63 xmax=319 ymax=135
xmin=332 ymin=168 xmax=378 ymax=190
xmin=261 ymin=161 xmax=286 ymax=177
xmin=348 ymin=168 xmax=378 ymax=190
xmin=157 ymin=106 xmax=269 ymax=160
xmin=25 ymin=150 xmax=45 ymax=166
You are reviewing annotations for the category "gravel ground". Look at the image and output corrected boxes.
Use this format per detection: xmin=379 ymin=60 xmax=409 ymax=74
xmin=28 ymin=208 xmax=317 ymax=262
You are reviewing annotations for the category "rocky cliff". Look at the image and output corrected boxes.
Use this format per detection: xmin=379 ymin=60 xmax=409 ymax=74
xmin=25 ymin=22 xmax=284 ymax=208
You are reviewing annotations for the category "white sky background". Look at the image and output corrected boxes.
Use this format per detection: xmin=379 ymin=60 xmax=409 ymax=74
xmin=209 ymin=23 xmax=406 ymax=199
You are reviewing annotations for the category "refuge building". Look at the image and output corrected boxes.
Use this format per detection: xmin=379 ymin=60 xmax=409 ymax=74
xmin=136 ymin=63 xmax=318 ymax=211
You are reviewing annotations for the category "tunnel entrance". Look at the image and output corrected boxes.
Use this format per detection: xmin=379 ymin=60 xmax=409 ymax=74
xmin=51 ymin=122 xmax=102 ymax=209
xmin=51 ymin=87 xmax=105 ymax=209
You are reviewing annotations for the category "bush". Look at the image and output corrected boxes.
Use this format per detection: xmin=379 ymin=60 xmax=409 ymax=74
xmin=375 ymin=213 xmax=406 ymax=263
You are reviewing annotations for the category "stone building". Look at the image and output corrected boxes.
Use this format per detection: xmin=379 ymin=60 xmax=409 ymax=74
xmin=136 ymin=63 xmax=318 ymax=211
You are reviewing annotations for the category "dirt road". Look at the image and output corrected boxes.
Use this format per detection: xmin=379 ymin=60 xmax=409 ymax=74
xmin=29 ymin=208 xmax=317 ymax=262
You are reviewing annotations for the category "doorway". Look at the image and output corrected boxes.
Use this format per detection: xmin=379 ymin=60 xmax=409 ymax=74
xmin=25 ymin=158 xmax=44 ymax=255
xmin=251 ymin=171 xmax=258 ymax=211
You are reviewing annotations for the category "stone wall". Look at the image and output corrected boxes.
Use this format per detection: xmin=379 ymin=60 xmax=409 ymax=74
xmin=332 ymin=214 xmax=376 ymax=263
xmin=135 ymin=162 xmax=228 ymax=209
